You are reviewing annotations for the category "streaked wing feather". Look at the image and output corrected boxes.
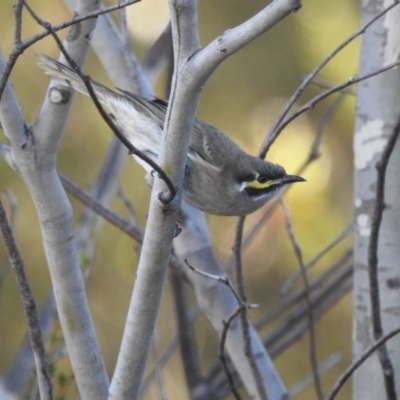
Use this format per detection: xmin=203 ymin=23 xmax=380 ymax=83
xmin=116 ymin=89 xmax=167 ymax=128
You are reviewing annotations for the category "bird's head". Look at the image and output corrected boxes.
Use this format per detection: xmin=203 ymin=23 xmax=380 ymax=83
xmin=238 ymin=161 xmax=305 ymax=199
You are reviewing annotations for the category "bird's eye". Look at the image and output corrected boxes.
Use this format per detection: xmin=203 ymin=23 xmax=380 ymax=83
xmin=257 ymin=175 xmax=268 ymax=184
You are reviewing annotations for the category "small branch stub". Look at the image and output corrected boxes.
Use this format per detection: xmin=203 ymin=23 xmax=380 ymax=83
xmin=158 ymin=186 xmax=178 ymax=205
xmin=49 ymin=87 xmax=71 ymax=104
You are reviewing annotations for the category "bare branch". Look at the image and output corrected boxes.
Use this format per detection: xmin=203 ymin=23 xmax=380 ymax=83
xmin=256 ymin=249 xmax=352 ymax=331
xmin=169 ymin=273 xmax=214 ymax=400
xmin=117 ymin=186 xmax=140 ymax=225
xmin=175 ymin=204 xmax=289 ymax=400
xmin=326 ymin=327 xmax=400 ymax=400
xmin=233 ymin=216 xmax=268 ymax=400
xmin=26 ymin=4 xmax=177 ymax=203
xmin=280 ymin=225 xmax=352 ymax=296
xmin=13 ymin=0 xmax=24 ymax=44
xmin=143 ymin=23 xmax=173 ymax=87
xmin=59 ymin=173 xmax=143 ymax=242
xmin=260 ymin=0 xmax=400 ymax=157
xmin=1 ymin=0 xmax=111 ymax=395
xmin=60 ymin=172 xmax=186 ymax=280
xmin=289 ymin=353 xmax=342 ymax=397
xmin=0 ymin=191 xmax=17 ymax=293
xmin=281 ymin=201 xmax=323 ymax=400
xmin=266 ymin=267 xmax=352 ymax=359
xmin=26 ymin=0 xmax=141 ymax=48
xmin=0 ymin=0 xmax=141 ymax=103
xmin=0 ymin=50 xmax=27 ymax=151
xmin=265 ymin=58 xmax=400 ymax=154
xmin=220 ymin=307 xmax=245 ymax=400
xmin=210 ymin=263 xmax=352 ymax=397
xmin=367 ymin=113 xmax=400 ymax=400
xmin=185 ymin=259 xmax=259 ymax=309
xmin=0 ymin=199 xmax=52 ymax=400
xmin=139 ymin=336 xmax=180 ymax=398
xmin=191 ymin=0 xmax=301 ymax=85
xmin=151 ymin=332 xmax=169 ymax=400
xmin=108 ymin=1 xmax=201 ymax=395
xmin=185 ymin=258 xmax=259 ymax=400
xmin=305 ymin=91 xmax=347 ymax=164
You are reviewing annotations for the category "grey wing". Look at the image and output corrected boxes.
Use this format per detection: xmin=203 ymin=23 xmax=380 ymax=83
xmin=37 ymin=53 xmax=168 ymax=129
xmin=116 ymin=89 xmax=167 ymax=129
xmin=187 ymin=119 xmax=235 ymax=173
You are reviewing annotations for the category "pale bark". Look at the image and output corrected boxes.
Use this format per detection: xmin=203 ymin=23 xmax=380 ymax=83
xmin=1 ymin=0 xmax=303 ymax=398
xmin=109 ymin=0 xmax=300 ymax=398
xmin=353 ymin=1 xmax=400 ymax=398
xmin=174 ymin=204 xmax=289 ymax=400
xmin=0 ymin=0 xmax=110 ymax=397
xmin=64 ymin=0 xmax=153 ymax=98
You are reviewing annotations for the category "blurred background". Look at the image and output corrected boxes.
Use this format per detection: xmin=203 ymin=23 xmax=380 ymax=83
xmin=0 ymin=0 xmax=358 ymax=398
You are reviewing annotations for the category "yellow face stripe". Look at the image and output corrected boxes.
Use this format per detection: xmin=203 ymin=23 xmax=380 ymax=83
xmin=245 ymin=179 xmax=273 ymax=190
xmin=245 ymin=173 xmax=273 ymax=190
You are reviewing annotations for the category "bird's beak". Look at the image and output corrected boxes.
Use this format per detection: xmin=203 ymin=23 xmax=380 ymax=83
xmin=240 ymin=174 xmax=306 ymax=192
xmin=281 ymin=174 xmax=306 ymax=184
xmin=267 ymin=174 xmax=306 ymax=187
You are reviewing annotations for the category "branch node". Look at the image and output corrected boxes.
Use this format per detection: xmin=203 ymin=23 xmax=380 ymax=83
xmin=293 ymin=1 xmax=302 ymax=12
xmin=49 ymin=87 xmax=71 ymax=104
xmin=158 ymin=189 xmax=176 ymax=205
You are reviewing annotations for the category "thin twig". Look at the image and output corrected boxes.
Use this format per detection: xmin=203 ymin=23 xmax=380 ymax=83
xmin=266 ymin=266 xmax=352 ymax=359
xmin=367 ymin=114 xmax=400 ymax=400
xmin=139 ymin=309 xmax=203 ymax=398
xmin=60 ymin=173 xmax=185 ymax=280
xmin=118 ymin=6 xmax=130 ymax=47
xmin=326 ymin=327 xmax=400 ymax=400
xmin=0 ymin=199 xmax=53 ymax=400
xmin=139 ymin=338 xmax=178 ymax=398
xmin=210 ymin=264 xmax=353 ymax=398
xmin=281 ymin=200 xmax=323 ymax=400
xmin=59 ymin=173 xmax=143 ymax=242
xmin=169 ymin=272 xmax=207 ymax=398
xmin=280 ymin=224 xmax=352 ymax=296
xmin=265 ymin=58 xmax=400 ymax=154
xmin=289 ymin=353 xmax=343 ymax=397
xmin=0 ymin=0 xmax=141 ymax=102
xmin=13 ymin=0 xmax=24 ymax=44
xmin=185 ymin=260 xmax=258 ymax=309
xmin=307 ymin=91 xmax=347 ymax=164
xmin=151 ymin=332 xmax=169 ymax=400
xmin=0 ymin=1 xmax=24 ymax=105
xmin=233 ymin=217 xmax=268 ymax=400
xmin=0 ymin=191 xmax=17 ymax=293
xmin=298 ymin=74 xmax=355 ymax=95
xmin=256 ymin=249 xmax=352 ymax=330
xmin=31 ymin=0 xmax=141 ymax=45
xmin=143 ymin=23 xmax=173 ymax=85
xmin=260 ymin=0 xmax=400 ymax=158
xmin=117 ymin=4 xmax=141 ymax=92
xmin=117 ymin=186 xmax=140 ymax=225
xmin=220 ymin=307 xmax=245 ymax=400
xmin=184 ymin=259 xmax=258 ymax=399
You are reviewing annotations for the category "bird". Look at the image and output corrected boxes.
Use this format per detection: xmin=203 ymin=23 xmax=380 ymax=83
xmin=36 ymin=53 xmax=305 ymax=216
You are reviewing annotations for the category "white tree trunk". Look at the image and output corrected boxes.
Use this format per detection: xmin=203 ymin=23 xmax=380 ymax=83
xmin=353 ymin=1 xmax=400 ymax=398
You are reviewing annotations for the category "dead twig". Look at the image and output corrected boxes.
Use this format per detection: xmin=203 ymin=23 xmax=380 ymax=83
xmin=0 ymin=199 xmax=52 ymax=400
xmin=326 ymin=327 xmax=400 ymax=400
xmin=281 ymin=200 xmax=323 ymax=400
xmin=367 ymin=113 xmax=400 ymax=400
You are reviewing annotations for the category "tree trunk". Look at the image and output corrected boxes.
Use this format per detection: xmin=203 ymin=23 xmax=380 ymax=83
xmin=353 ymin=1 xmax=400 ymax=398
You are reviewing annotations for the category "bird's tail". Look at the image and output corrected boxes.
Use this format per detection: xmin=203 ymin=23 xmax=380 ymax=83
xmin=36 ymin=53 xmax=112 ymax=104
